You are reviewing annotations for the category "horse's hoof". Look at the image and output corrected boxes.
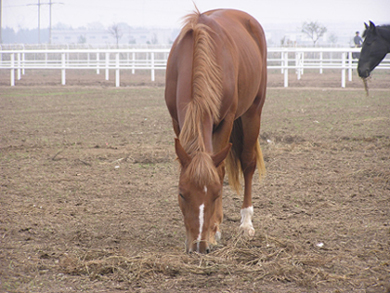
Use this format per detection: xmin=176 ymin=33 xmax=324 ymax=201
xmin=215 ymin=230 xmax=221 ymax=242
xmin=240 ymin=225 xmax=255 ymax=238
xmin=247 ymin=227 xmax=255 ymax=237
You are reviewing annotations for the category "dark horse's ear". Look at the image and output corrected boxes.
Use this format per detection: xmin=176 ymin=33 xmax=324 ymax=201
xmin=175 ymin=138 xmax=191 ymax=168
xmin=364 ymin=22 xmax=369 ymax=30
xmin=369 ymin=21 xmax=377 ymax=34
xmin=212 ymin=143 xmax=232 ymax=168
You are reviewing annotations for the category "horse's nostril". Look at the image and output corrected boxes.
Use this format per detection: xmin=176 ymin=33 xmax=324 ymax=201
xmin=206 ymin=248 xmax=210 ymax=254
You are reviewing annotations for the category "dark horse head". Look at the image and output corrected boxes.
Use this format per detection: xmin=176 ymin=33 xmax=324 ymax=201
xmin=357 ymin=21 xmax=390 ymax=78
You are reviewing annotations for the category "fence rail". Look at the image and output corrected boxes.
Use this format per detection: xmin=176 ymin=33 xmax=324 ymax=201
xmin=1 ymin=47 xmax=389 ymax=87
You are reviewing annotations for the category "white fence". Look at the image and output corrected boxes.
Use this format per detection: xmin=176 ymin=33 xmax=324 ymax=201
xmin=1 ymin=47 xmax=389 ymax=87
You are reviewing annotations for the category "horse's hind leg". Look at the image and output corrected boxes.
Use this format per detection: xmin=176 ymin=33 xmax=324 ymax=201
xmin=239 ymin=108 xmax=263 ymax=237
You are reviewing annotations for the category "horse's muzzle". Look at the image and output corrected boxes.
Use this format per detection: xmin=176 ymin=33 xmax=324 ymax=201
xmin=186 ymin=239 xmax=210 ymax=254
xmin=358 ymin=68 xmax=370 ymax=79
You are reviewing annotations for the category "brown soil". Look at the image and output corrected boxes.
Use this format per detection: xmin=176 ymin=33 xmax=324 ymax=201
xmin=0 ymin=69 xmax=389 ymax=292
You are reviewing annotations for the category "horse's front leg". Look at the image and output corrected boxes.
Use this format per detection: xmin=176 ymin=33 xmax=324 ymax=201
xmin=210 ymin=114 xmax=235 ymax=243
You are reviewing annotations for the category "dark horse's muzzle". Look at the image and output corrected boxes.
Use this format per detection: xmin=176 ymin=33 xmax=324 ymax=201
xmin=357 ymin=67 xmax=371 ymax=96
xmin=357 ymin=67 xmax=370 ymax=79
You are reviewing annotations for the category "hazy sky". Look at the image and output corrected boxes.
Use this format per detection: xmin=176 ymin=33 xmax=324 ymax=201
xmin=3 ymin=0 xmax=389 ymax=31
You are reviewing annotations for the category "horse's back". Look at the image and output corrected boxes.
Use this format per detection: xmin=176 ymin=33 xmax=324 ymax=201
xmin=202 ymin=9 xmax=267 ymax=115
xmin=165 ymin=9 xmax=267 ymax=128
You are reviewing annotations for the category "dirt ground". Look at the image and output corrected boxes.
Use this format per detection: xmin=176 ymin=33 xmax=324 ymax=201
xmin=0 ymin=69 xmax=389 ymax=292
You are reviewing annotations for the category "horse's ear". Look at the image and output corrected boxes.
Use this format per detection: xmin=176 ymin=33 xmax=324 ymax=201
xmin=364 ymin=22 xmax=368 ymax=30
xmin=212 ymin=143 xmax=232 ymax=168
xmin=175 ymin=138 xmax=191 ymax=168
xmin=369 ymin=21 xmax=377 ymax=34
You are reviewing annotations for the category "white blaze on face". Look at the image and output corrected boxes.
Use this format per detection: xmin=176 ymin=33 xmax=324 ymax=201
xmin=197 ymin=203 xmax=205 ymax=252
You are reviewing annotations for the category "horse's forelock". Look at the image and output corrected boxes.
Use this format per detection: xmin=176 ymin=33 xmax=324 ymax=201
xmin=183 ymin=152 xmax=219 ymax=188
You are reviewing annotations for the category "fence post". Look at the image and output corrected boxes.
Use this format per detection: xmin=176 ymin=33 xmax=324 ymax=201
xmin=132 ymin=52 xmax=135 ymax=74
xmin=17 ymin=53 xmax=21 ymax=80
xmin=151 ymin=52 xmax=155 ymax=82
xmin=284 ymin=52 xmax=288 ymax=87
xmin=115 ymin=52 xmax=120 ymax=87
xmin=105 ymin=52 xmax=109 ymax=80
xmin=341 ymin=52 xmax=346 ymax=88
xmin=96 ymin=50 xmax=100 ymax=74
xmin=281 ymin=52 xmax=284 ymax=74
xmin=22 ymin=51 xmax=26 ymax=75
xmin=10 ymin=53 xmax=15 ymax=86
xmin=296 ymin=52 xmax=302 ymax=80
xmin=61 ymin=52 xmax=66 ymax=85
xmin=319 ymin=52 xmax=323 ymax=74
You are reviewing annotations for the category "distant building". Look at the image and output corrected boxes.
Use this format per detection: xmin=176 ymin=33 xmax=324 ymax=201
xmin=51 ymin=27 xmax=178 ymax=46
xmin=51 ymin=29 xmax=108 ymax=44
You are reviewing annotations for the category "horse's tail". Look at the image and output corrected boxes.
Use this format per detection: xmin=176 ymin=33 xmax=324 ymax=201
xmin=226 ymin=118 xmax=266 ymax=194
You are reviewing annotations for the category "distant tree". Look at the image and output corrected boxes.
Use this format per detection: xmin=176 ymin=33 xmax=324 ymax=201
xmin=78 ymin=35 xmax=86 ymax=44
xmin=53 ymin=23 xmax=72 ymax=30
xmin=328 ymin=32 xmax=338 ymax=46
xmin=151 ymin=33 xmax=158 ymax=45
xmin=280 ymin=36 xmax=286 ymax=47
xmin=302 ymin=21 xmax=327 ymax=46
xmin=2 ymin=27 xmax=16 ymax=43
xmin=108 ymin=23 xmax=123 ymax=48
xmin=87 ymin=22 xmax=105 ymax=30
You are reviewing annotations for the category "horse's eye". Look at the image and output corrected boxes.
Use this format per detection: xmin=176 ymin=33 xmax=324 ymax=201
xmin=213 ymin=192 xmax=222 ymax=201
xmin=179 ymin=193 xmax=185 ymax=200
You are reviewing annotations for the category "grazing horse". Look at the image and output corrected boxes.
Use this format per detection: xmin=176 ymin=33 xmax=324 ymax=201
xmin=358 ymin=21 xmax=390 ymax=79
xmin=164 ymin=8 xmax=267 ymax=253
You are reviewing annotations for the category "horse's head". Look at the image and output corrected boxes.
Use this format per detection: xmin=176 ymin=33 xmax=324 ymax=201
xmin=175 ymin=139 xmax=231 ymax=253
xmin=358 ymin=21 xmax=389 ymax=78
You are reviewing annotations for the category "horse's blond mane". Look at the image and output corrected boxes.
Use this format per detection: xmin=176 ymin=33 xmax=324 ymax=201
xmin=175 ymin=9 xmax=223 ymax=187
xmin=178 ymin=10 xmax=223 ymax=156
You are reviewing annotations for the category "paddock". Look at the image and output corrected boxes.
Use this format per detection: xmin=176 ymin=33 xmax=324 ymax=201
xmin=0 ymin=73 xmax=389 ymax=292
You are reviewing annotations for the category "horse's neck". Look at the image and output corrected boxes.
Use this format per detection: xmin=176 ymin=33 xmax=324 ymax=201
xmin=379 ymin=26 xmax=390 ymax=52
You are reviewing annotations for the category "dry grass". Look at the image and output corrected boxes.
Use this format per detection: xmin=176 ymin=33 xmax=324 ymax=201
xmin=59 ymin=231 xmax=390 ymax=291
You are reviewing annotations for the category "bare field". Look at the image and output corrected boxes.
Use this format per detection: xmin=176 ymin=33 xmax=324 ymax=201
xmin=0 ymin=72 xmax=390 ymax=292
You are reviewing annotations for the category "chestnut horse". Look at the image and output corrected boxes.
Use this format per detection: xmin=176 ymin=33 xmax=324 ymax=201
xmin=165 ymin=9 xmax=267 ymax=253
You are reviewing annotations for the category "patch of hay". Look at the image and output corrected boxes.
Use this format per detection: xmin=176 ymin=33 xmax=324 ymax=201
xmin=59 ymin=232 xmax=389 ymax=290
